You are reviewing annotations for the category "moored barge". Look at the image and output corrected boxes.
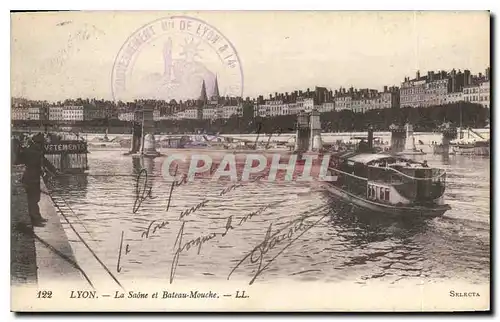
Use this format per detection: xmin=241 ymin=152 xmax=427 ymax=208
xmin=43 ymin=133 xmax=89 ymax=174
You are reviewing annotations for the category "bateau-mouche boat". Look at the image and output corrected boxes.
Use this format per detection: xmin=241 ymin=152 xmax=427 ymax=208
xmin=322 ymin=141 xmax=451 ymax=218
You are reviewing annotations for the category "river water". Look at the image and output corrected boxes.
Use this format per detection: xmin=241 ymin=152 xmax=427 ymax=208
xmin=45 ymin=149 xmax=490 ymax=287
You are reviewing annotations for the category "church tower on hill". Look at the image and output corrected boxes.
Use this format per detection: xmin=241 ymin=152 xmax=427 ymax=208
xmin=199 ymin=79 xmax=208 ymax=103
xmin=212 ymin=75 xmax=220 ymax=100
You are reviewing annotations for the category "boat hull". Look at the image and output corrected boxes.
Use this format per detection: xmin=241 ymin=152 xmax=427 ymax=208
xmin=451 ymin=145 xmax=490 ymax=156
xmin=323 ymin=183 xmax=450 ymax=218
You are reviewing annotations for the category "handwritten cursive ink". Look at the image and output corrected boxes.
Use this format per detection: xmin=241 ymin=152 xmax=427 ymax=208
xmin=116 ymin=231 xmax=131 ymax=273
xmin=238 ymin=200 xmax=285 ymax=225
xmin=140 ymin=219 xmax=170 ymax=239
xmin=132 ymin=168 xmax=157 ymax=214
xmin=137 ymin=164 xmax=188 ymax=239
xmin=228 ymin=213 xmax=327 ymax=284
xmin=142 ymin=173 xmax=262 ymax=246
xmin=169 ymin=202 xmax=282 ymax=283
xmin=219 ymin=182 xmax=244 ymax=197
xmin=166 ymin=164 xmax=188 ymax=212
xmin=178 ymin=199 xmax=210 ymax=221
xmin=170 ymin=216 xmax=236 ymax=283
xmin=221 ymin=215 xmax=235 ymax=237
xmin=116 ymin=231 xmax=124 ymax=272
xmin=219 ymin=173 xmax=266 ymax=197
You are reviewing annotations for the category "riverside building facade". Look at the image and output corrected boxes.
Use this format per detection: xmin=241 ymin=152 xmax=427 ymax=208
xmin=12 ymin=67 xmax=490 ymax=124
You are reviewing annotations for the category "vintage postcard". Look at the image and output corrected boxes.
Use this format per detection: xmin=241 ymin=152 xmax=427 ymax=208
xmin=10 ymin=11 xmax=490 ymax=312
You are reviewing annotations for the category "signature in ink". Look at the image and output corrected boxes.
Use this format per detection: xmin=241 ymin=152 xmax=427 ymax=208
xmin=227 ymin=212 xmax=328 ymax=285
xmin=132 ymin=168 xmax=157 ymax=214
xmin=169 ymin=201 xmax=283 ymax=283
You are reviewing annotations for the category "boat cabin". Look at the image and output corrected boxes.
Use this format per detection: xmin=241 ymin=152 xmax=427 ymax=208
xmin=329 ymin=153 xmax=446 ymax=205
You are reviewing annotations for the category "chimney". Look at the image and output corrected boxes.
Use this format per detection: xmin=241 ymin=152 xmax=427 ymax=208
xmin=464 ymin=70 xmax=471 ymax=85
xmin=416 ymin=70 xmax=420 ymax=79
xmin=383 ymin=86 xmax=388 ymax=92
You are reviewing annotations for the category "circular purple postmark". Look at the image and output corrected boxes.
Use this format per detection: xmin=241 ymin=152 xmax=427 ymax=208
xmin=111 ymin=16 xmax=244 ymax=102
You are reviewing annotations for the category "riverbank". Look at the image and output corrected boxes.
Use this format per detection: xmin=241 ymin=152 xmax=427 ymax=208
xmin=11 ymin=166 xmax=83 ymax=287
xmin=35 ymin=179 xmax=83 ymax=286
xmin=11 ymin=166 xmax=37 ymax=285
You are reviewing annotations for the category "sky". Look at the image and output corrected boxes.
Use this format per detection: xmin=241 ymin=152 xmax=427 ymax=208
xmin=11 ymin=11 xmax=490 ymax=102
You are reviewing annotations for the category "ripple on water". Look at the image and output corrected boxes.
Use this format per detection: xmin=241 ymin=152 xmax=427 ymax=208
xmin=46 ymin=151 xmax=490 ymax=285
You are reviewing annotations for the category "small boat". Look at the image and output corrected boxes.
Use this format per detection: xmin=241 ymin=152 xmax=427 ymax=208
xmin=87 ymin=129 xmax=123 ymax=149
xmin=88 ymin=137 xmax=123 ymax=149
xmin=450 ymin=138 xmax=490 ymax=156
xmin=450 ymin=107 xmax=490 ymax=156
xmin=323 ymin=149 xmax=451 ymax=218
